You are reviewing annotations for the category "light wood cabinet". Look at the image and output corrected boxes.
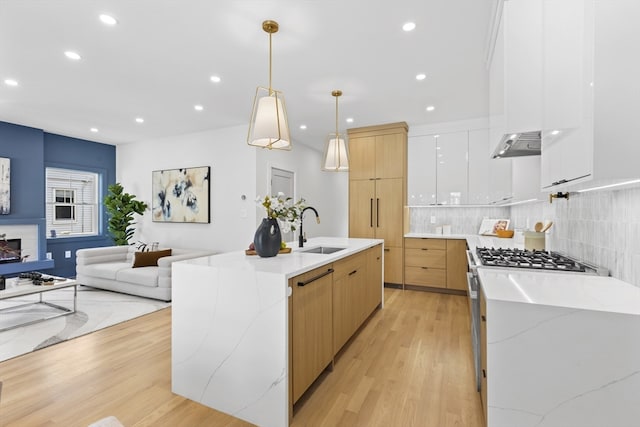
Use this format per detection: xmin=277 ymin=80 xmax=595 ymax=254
xmin=289 ymin=244 xmax=384 ymax=407
xmin=446 ymin=239 xmax=468 ymax=291
xmin=365 ymin=244 xmax=383 ymax=316
xmin=332 ymin=250 xmax=367 ymax=354
xmin=290 ymin=265 xmax=334 ymax=403
xmin=348 ymin=122 xmax=407 ymax=285
xmin=404 ymin=238 xmax=468 ymax=291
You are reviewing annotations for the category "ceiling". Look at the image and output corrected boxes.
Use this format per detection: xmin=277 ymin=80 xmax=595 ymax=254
xmin=0 ymin=0 xmax=493 ymax=150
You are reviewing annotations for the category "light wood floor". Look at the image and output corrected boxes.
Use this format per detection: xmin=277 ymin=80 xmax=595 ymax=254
xmin=0 ymin=288 xmax=483 ymax=427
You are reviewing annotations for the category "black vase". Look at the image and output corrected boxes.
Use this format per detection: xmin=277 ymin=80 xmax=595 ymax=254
xmin=254 ymin=218 xmax=282 ymax=257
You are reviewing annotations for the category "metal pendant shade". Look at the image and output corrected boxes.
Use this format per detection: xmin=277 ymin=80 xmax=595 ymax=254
xmin=322 ymin=90 xmax=349 ymax=171
xmin=247 ymin=20 xmax=291 ymax=150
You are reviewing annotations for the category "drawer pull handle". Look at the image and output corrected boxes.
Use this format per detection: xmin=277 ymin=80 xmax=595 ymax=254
xmin=482 ymin=369 xmax=486 ymax=378
xmin=421 ymin=267 xmax=429 ymax=270
xmin=481 ymin=315 xmax=486 ymax=322
xmin=298 ymin=268 xmax=334 ymax=287
xmin=349 ymin=270 xmax=358 ymax=276
xmin=384 ymin=248 xmax=390 ymax=252
xmin=421 ymin=248 xmax=429 ymax=251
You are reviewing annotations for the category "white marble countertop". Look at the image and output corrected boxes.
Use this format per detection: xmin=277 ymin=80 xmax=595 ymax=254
xmin=175 ymin=236 xmax=383 ymax=279
xmin=479 ymin=269 xmax=640 ymax=315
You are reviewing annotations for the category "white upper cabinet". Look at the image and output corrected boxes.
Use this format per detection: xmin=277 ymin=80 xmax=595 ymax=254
xmin=469 ymin=129 xmax=513 ymax=205
xmin=489 ymin=0 xmax=543 ymax=152
xmin=407 ymin=135 xmax=437 ymax=206
xmin=541 ymin=0 xmax=640 ymax=190
xmin=407 ymin=128 xmax=513 ymax=206
xmin=436 ymin=132 xmax=469 ymax=205
xmin=503 ymin=0 xmax=543 ymax=136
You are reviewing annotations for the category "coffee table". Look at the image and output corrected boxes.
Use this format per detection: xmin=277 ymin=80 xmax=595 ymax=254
xmin=0 ymin=276 xmax=77 ymax=332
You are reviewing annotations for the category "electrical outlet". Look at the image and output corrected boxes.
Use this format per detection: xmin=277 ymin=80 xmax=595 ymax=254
xmin=65 ymin=250 xmax=71 ymax=259
xmin=46 ymin=252 xmax=52 ymax=260
xmin=430 ymin=215 xmax=436 ymax=224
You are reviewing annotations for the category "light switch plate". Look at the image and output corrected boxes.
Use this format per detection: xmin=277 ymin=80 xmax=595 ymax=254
xmin=430 ymin=215 xmax=436 ymax=224
xmin=65 ymin=250 xmax=71 ymax=258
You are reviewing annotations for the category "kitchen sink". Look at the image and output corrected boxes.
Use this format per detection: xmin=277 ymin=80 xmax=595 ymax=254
xmin=300 ymin=246 xmax=346 ymax=254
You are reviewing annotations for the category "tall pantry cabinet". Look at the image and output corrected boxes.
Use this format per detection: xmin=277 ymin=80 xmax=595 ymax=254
xmin=348 ymin=122 xmax=407 ymax=285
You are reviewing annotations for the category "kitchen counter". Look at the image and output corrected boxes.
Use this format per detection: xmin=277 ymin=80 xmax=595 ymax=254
xmin=171 ymin=237 xmax=383 ymax=427
xmin=479 ymin=269 xmax=640 ymax=315
xmin=479 ymin=269 xmax=640 ymax=427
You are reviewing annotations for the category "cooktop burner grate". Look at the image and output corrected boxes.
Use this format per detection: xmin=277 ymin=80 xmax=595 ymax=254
xmin=475 ymin=247 xmax=587 ymax=272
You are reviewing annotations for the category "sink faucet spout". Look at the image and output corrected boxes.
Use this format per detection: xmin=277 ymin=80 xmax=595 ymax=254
xmin=299 ymin=206 xmax=320 ymax=248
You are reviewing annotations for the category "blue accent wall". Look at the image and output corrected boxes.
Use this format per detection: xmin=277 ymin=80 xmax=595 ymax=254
xmin=0 ymin=121 xmax=116 ymax=278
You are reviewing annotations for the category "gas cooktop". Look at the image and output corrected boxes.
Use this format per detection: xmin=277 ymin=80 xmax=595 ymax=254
xmin=475 ymin=247 xmax=588 ymax=272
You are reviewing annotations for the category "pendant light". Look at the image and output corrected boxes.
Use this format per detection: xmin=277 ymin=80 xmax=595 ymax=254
xmin=247 ymin=20 xmax=291 ymax=150
xmin=322 ymin=90 xmax=349 ymax=171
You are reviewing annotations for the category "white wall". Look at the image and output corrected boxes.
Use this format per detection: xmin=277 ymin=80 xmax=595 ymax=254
xmin=116 ymin=125 xmax=257 ymax=253
xmin=256 ymin=142 xmax=349 ymax=242
xmin=116 ymin=124 xmax=349 ymax=253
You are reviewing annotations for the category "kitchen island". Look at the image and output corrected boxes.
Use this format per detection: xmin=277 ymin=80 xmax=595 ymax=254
xmin=171 ymin=237 xmax=384 ymax=427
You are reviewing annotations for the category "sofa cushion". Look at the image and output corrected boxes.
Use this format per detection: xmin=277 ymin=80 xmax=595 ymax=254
xmin=78 ymin=262 xmax=132 ymax=280
xmin=132 ymin=249 xmax=172 ymax=268
xmin=116 ymin=267 xmax=159 ymax=287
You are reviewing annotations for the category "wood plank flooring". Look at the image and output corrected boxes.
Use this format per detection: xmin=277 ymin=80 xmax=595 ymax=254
xmin=0 ymin=288 xmax=483 ymax=427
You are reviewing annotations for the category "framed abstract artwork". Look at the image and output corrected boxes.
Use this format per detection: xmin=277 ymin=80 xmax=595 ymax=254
xmin=0 ymin=157 xmax=9 ymax=215
xmin=152 ymin=166 xmax=210 ymax=223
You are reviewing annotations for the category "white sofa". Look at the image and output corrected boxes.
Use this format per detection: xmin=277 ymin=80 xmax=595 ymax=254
xmin=75 ymin=245 xmax=215 ymax=301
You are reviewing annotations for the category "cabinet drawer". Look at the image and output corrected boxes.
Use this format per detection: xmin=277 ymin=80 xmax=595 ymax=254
xmin=404 ymin=238 xmax=447 ymax=250
xmin=333 ymin=251 xmax=366 ymax=281
xmin=404 ymin=266 xmax=446 ymax=288
xmin=405 ymin=248 xmax=446 ymax=268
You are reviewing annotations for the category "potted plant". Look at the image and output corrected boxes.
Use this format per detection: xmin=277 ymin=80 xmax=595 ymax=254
xmin=104 ymin=183 xmax=148 ymax=245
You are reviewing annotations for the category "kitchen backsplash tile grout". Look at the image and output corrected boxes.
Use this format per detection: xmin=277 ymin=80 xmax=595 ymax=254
xmin=410 ymin=186 xmax=640 ymax=288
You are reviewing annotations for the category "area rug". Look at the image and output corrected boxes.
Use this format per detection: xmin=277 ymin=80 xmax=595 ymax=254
xmin=0 ymin=285 xmax=170 ymax=362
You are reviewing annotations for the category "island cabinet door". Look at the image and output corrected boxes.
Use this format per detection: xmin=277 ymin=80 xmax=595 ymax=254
xmin=365 ymin=244 xmax=383 ymax=316
xmin=333 ymin=251 xmax=367 ymax=355
xmin=290 ymin=265 xmax=334 ymax=404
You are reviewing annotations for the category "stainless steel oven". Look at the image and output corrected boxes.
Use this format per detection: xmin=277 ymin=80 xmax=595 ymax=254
xmin=466 ymin=250 xmax=481 ymax=391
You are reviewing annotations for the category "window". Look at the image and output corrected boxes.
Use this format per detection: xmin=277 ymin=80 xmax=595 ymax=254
xmin=54 ymin=189 xmax=76 ymax=221
xmin=46 ymin=168 xmax=99 ymax=237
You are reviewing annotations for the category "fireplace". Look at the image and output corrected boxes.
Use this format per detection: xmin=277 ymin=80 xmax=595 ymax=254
xmin=0 ymin=238 xmax=21 ymax=264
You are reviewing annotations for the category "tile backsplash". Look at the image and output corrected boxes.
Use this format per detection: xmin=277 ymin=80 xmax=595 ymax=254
xmin=409 ymin=206 xmax=510 ymax=235
xmin=410 ymin=185 xmax=640 ymax=287
xmin=511 ymin=187 xmax=640 ymax=287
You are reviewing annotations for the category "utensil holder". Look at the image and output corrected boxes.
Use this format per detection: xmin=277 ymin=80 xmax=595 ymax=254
xmin=524 ymin=231 xmax=545 ymax=251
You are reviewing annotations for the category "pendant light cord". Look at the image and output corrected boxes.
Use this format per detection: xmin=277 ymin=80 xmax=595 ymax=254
xmin=268 ymin=31 xmax=273 ymax=95
xmin=335 ymin=95 xmax=339 ymax=136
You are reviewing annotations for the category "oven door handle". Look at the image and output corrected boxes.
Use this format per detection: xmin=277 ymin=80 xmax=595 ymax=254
xmin=466 ymin=250 xmax=478 ymax=269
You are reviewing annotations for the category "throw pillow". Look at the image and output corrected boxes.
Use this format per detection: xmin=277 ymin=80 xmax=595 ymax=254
xmin=132 ymin=249 xmax=172 ymax=268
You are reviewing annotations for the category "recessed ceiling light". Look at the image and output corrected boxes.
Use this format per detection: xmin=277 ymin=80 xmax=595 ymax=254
xmin=299 ymin=124 xmax=307 ymax=130
xmin=194 ymin=105 xmax=204 ymax=111
xmin=64 ymin=51 xmax=81 ymax=60
xmin=551 ymin=130 xmax=560 ymax=135
xmin=403 ymin=22 xmax=416 ymax=32
xmin=90 ymin=127 xmax=99 ymax=133
xmin=135 ymin=117 xmax=144 ymax=123
xmin=416 ymin=73 xmax=426 ymax=81
xmin=426 ymin=105 xmax=435 ymax=112
xmin=210 ymin=75 xmax=221 ymax=83
xmin=4 ymin=79 xmax=18 ymax=87
xmin=99 ymin=14 xmax=118 ymax=26
xmin=346 ymin=118 xmax=354 ymax=123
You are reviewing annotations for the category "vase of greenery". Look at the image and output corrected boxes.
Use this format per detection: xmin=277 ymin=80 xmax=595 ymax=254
xmin=254 ymin=193 xmax=305 ymax=257
xmin=104 ymin=183 xmax=148 ymax=246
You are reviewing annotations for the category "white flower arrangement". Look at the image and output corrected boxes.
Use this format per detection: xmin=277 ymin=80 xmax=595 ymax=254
xmin=256 ymin=192 xmax=306 ymax=233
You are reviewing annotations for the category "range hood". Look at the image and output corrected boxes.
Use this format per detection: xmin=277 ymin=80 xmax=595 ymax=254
xmin=492 ymin=131 xmax=541 ymax=158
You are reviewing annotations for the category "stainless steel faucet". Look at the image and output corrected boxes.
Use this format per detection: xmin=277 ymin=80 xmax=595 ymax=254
xmin=299 ymin=206 xmax=320 ymax=247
